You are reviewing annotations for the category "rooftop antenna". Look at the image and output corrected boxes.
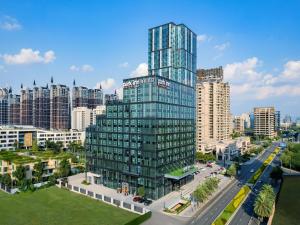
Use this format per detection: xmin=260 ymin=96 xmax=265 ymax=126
xmin=21 ymin=83 xmax=23 ymax=89
xmin=33 ymin=80 xmax=36 ymax=86
xmin=51 ymin=76 xmax=54 ymax=84
xmin=73 ymin=79 xmax=76 ymax=86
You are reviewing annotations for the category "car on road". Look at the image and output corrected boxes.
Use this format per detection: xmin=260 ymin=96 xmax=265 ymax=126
xmin=250 ymin=169 xmax=255 ymax=173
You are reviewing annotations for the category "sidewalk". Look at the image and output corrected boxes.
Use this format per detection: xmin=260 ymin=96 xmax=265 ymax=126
xmin=180 ymin=175 xmax=232 ymax=217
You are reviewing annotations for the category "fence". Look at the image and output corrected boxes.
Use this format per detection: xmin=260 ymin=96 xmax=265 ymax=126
xmin=60 ymin=182 xmax=150 ymax=215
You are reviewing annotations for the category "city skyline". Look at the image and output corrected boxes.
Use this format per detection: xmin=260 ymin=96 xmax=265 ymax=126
xmin=0 ymin=0 xmax=300 ymax=118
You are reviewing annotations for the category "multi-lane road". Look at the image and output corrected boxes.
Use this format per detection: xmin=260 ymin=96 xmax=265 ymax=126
xmin=229 ymin=145 xmax=282 ymax=225
xmin=188 ymin=144 xmax=278 ymax=225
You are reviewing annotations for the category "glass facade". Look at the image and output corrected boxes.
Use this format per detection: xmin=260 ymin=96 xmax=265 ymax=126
xmin=86 ymin=22 xmax=197 ymax=199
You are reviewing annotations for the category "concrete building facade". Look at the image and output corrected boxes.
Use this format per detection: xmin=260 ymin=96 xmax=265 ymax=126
xmin=253 ymin=107 xmax=276 ymax=138
xmin=196 ymin=67 xmax=231 ymax=153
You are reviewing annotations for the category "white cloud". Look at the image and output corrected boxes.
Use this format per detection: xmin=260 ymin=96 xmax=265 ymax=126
xmin=131 ymin=63 xmax=148 ymax=77
xmin=225 ymin=57 xmax=300 ymax=100
xmin=2 ymin=48 xmax=56 ymax=65
xmin=81 ymin=64 xmax=94 ymax=72
xmin=70 ymin=65 xmax=79 ymax=71
xmin=119 ymin=62 xmax=129 ymax=68
xmin=214 ymin=42 xmax=230 ymax=51
xmin=281 ymin=60 xmax=300 ymax=80
xmin=96 ymin=78 xmax=116 ymax=90
xmin=224 ymin=57 xmax=261 ymax=83
xmin=0 ymin=16 xmax=22 ymax=31
xmin=69 ymin=64 xmax=94 ymax=72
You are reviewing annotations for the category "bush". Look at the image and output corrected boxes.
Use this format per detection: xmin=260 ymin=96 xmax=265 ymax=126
xmin=212 ymin=186 xmax=250 ymax=225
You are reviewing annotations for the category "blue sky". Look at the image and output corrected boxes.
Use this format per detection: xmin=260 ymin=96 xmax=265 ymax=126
xmin=0 ymin=0 xmax=300 ymax=118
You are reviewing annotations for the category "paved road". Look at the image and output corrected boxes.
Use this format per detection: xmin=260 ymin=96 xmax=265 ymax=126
xmin=188 ymin=144 xmax=278 ymax=225
xmin=229 ymin=145 xmax=282 ymax=225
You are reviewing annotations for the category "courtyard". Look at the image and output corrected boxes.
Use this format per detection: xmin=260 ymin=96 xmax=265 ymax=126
xmin=0 ymin=186 xmax=139 ymax=225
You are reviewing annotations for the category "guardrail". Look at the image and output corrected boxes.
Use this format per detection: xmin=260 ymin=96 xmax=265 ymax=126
xmin=59 ymin=182 xmax=150 ymax=215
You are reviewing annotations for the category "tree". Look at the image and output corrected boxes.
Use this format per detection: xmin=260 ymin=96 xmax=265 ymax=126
xmin=226 ymin=164 xmax=237 ymax=177
xmin=196 ymin=152 xmax=215 ymax=163
xmin=12 ymin=166 xmax=26 ymax=185
xmin=137 ymin=186 xmax=145 ymax=197
xmin=254 ymin=192 xmax=274 ymax=220
xmin=59 ymin=159 xmax=71 ymax=178
xmin=33 ymin=162 xmax=44 ymax=182
xmin=2 ymin=174 xmax=12 ymax=187
xmin=254 ymin=184 xmax=275 ymax=220
xmin=32 ymin=139 xmax=40 ymax=151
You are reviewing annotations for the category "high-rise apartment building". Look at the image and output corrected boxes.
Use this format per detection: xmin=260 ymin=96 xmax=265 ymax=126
xmin=104 ymin=91 xmax=118 ymax=104
xmin=86 ymin=22 xmax=196 ymax=199
xmin=33 ymin=84 xmax=50 ymax=129
xmin=20 ymin=87 xmax=33 ymax=126
xmin=8 ymin=93 xmax=20 ymax=125
xmin=92 ymin=105 xmax=106 ymax=125
xmin=50 ymin=83 xmax=70 ymax=130
xmin=196 ymin=67 xmax=231 ymax=153
xmin=88 ymin=88 xmax=103 ymax=108
xmin=0 ymin=88 xmax=9 ymax=125
xmin=254 ymin=107 xmax=276 ymax=138
xmin=72 ymin=83 xmax=103 ymax=109
xmin=233 ymin=116 xmax=245 ymax=133
xmin=71 ymin=107 xmax=92 ymax=131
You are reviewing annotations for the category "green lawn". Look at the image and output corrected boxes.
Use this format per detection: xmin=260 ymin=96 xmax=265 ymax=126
xmin=0 ymin=187 xmax=139 ymax=225
xmin=272 ymin=176 xmax=300 ymax=225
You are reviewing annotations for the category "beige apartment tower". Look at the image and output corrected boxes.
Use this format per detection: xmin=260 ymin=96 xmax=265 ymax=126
xmin=254 ymin=107 xmax=276 ymax=138
xmin=196 ymin=67 xmax=231 ymax=153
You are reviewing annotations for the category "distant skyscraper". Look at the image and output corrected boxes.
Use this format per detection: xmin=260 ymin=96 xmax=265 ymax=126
xmin=196 ymin=67 xmax=231 ymax=153
xmin=71 ymin=107 xmax=92 ymax=131
xmin=86 ymin=22 xmax=196 ymax=199
xmin=88 ymin=88 xmax=103 ymax=108
xmin=72 ymin=84 xmax=103 ymax=109
xmin=20 ymin=87 xmax=33 ymax=126
xmin=0 ymin=88 xmax=9 ymax=125
xmin=275 ymin=111 xmax=280 ymax=132
xmin=8 ymin=93 xmax=20 ymax=125
xmin=233 ymin=116 xmax=245 ymax=134
xmin=50 ymin=84 xmax=70 ymax=130
xmin=254 ymin=107 xmax=276 ymax=138
xmin=33 ymin=85 xmax=50 ymax=129
xmin=104 ymin=91 xmax=118 ymax=104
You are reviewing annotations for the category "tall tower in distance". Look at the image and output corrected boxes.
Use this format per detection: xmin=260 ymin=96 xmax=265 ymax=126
xmin=50 ymin=80 xmax=70 ymax=130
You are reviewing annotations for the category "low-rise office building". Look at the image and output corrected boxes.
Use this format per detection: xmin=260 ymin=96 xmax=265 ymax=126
xmin=0 ymin=125 xmax=85 ymax=151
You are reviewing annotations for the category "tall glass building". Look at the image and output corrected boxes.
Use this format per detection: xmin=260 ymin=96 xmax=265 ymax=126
xmin=86 ymin=22 xmax=197 ymax=199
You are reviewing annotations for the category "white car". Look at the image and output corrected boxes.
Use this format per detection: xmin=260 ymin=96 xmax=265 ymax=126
xmin=250 ymin=169 xmax=255 ymax=173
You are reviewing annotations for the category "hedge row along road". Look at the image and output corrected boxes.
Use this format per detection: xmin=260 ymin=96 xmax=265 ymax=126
xmin=211 ymin=146 xmax=280 ymax=225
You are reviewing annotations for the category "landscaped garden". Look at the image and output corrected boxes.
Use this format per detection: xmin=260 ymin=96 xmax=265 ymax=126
xmin=0 ymin=186 xmax=140 ymax=225
xmin=272 ymin=176 xmax=300 ymax=225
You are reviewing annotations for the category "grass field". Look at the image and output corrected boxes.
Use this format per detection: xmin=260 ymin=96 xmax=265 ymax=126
xmin=0 ymin=187 xmax=139 ymax=225
xmin=272 ymin=176 xmax=300 ymax=225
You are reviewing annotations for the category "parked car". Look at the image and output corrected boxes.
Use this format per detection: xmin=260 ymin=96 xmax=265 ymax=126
xmin=138 ymin=197 xmax=146 ymax=203
xmin=250 ymin=169 xmax=254 ymax=173
xmin=133 ymin=196 xmax=142 ymax=202
xmin=144 ymin=199 xmax=153 ymax=206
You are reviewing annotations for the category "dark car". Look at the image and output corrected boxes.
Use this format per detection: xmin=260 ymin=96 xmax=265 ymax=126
xmin=138 ymin=197 xmax=146 ymax=203
xmin=144 ymin=199 xmax=153 ymax=206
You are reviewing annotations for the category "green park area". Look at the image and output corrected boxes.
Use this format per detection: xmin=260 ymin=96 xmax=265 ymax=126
xmin=0 ymin=187 xmax=140 ymax=225
xmin=272 ymin=176 xmax=300 ymax=225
